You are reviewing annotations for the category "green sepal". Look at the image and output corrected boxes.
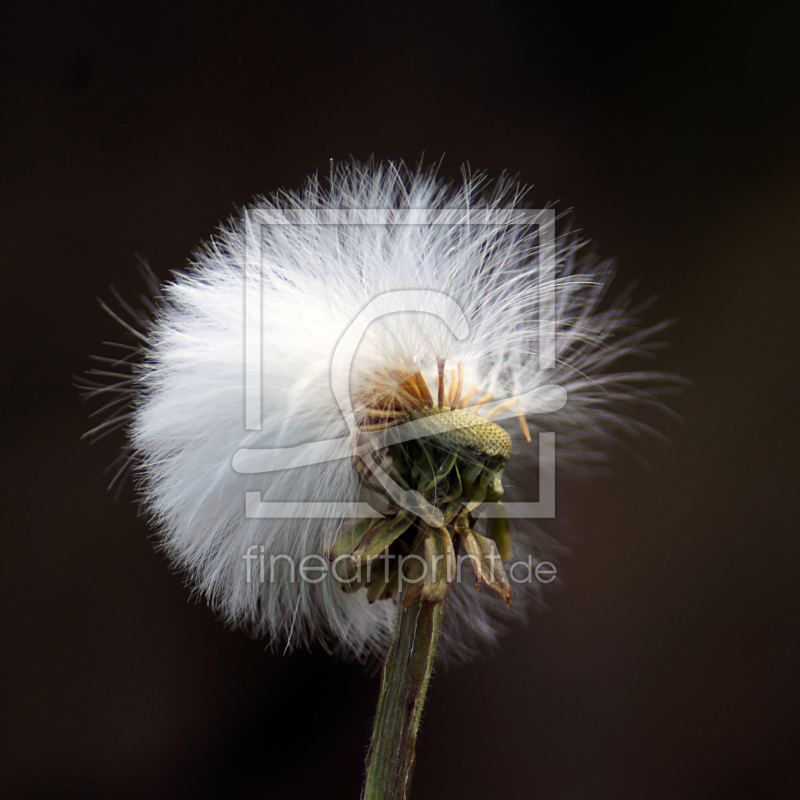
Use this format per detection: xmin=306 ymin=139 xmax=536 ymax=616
xmin=459 ymin=461 xmax=484 ymax=497
xmin=353 ymin=510 xmax=414 ymax=562
xmin=462 ymin=468 xmax=491 ymax=512
xmin=457 ymin=526 xmax=511 ymax=605
xmin=484 ymin=463 xmax=507 ymax=501
xmin=334 ymin=554 xmax=361 ymax=584
xmin=416 ymin=447 xmax=458 ymax=497
xmin=439 ymin=461 xmax=463 ymax=504
xmin=329 ymin=518 xmax=374 ymax=561
xmin=366 ymin=557 xmax=401 ymax=603
xmin=420 ymin=526 xmax=456 ymax=605
xmin=486 ymin=501 xmax=512 ymax=562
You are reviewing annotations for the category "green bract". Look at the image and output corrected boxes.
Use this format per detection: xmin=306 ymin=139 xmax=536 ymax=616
xmin=329 ymin=405 xmax=513 ymax=606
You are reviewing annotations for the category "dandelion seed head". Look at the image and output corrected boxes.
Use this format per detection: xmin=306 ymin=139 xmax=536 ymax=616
xmin=87 ymin=160 xmax=675 ymax=663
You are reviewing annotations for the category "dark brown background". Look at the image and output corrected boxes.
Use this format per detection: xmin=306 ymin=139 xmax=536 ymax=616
xmin=2 ymin=2 xmax=799 ymax=798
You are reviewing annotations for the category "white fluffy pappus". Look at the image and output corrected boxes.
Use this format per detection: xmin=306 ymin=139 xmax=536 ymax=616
xmin=87 ymin=161 xmax=674 ymax=663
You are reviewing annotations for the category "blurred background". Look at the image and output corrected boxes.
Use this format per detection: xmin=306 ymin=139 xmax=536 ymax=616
xmin=2 ymin=2 xmax=798 ymax=798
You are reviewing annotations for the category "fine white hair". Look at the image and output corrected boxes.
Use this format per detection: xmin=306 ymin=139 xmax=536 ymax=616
xmin=87 ymin=161 xmax=673 ymax=664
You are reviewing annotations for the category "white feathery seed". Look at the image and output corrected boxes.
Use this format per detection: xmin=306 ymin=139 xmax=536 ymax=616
xmin=87 ymin=161 xmax=674 ymax=663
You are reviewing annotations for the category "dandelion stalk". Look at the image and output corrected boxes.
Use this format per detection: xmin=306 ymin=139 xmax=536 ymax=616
xmin=363 ymin=596 xmax=444 ymax=800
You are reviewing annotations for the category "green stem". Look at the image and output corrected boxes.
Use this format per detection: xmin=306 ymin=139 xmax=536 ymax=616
xmin=362 ymin=596 xmax=444 ymax=800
